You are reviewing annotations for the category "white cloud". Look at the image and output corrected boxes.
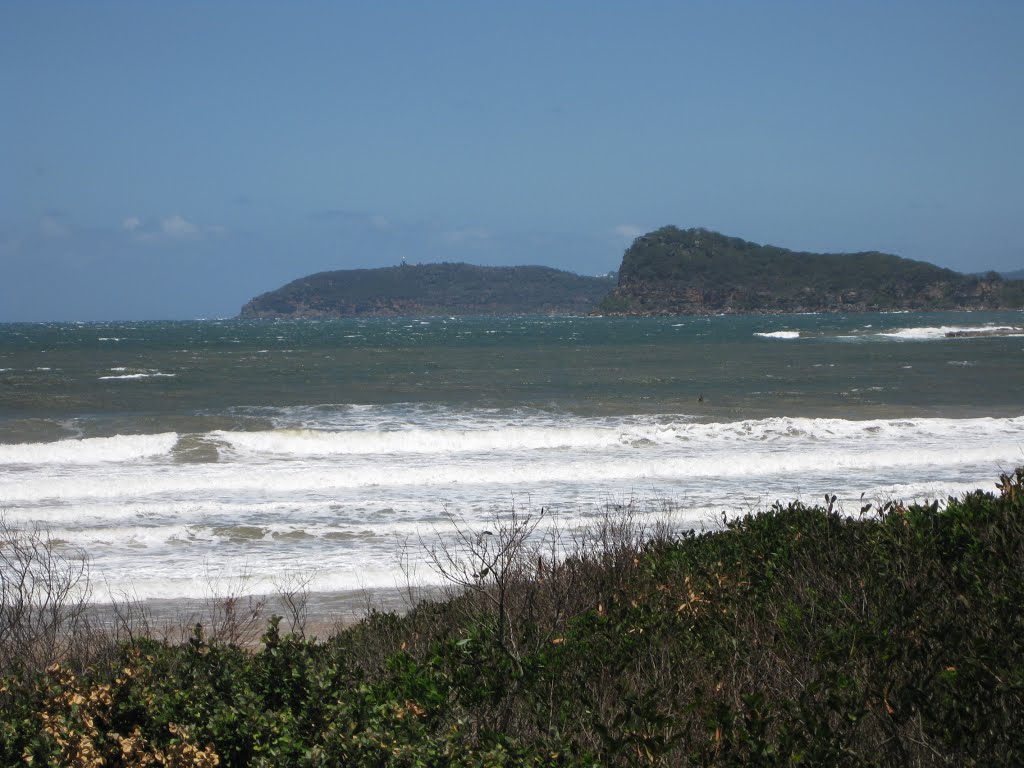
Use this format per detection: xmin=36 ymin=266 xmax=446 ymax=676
xmin=160 ymin=214 xmax=197 ymax=238
xmin=442 ymin=227 xmax=491 ymax=244
xmin=612 ymin=224 xmax=645 ymax=240
xmin=39 ymin=215 xmax=70 ymax=238
xmin=120 ymin=214 xmax=222 ymax=242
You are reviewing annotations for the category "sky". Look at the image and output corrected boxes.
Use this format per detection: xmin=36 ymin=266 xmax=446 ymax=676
xmin=2 ymin=1 xmax=1023 ymax=321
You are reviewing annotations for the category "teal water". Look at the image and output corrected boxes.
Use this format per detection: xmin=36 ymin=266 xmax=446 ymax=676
xmin=1 ymin=311 xmax=1023 ymax=602
xmin=3 ymin=311 xmax=1023 ymax=442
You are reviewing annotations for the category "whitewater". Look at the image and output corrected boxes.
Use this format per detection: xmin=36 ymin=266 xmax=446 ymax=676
xmin=2 ymin=313 xmax=1023 ymax=604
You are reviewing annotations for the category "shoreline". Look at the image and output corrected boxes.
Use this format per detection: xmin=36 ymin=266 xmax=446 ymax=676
xmin=84 ymin=584 xmax=447 ymax=645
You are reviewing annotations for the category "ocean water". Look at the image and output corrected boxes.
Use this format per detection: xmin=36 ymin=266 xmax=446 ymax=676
xmin=2 ymin=311 xmax=1023 ymax=604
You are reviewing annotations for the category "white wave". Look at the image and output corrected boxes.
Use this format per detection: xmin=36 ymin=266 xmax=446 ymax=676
xmin=856 ymin=479 xmax=997 ymax=506
xmin=210 ymin=415 xmax=1024 ymax=458
xmin=8 ymin=412 xmax=1024 ymax=603
xmin=98 ymin=372 xmax=175 ymax=380
xmin=0 ymin=433 xmax=178 ymax=465
xmin=59 ymin=466 xmax=1024 ymax=605
xmin=879 ymin=325 xmax=1023 ymax=341
xmin=213 ymin=423 xmax=687 ymax=456
xmin=4 ymin=439 xmax=1019 ymax=504
xmin=88 ymin=561 xmax=415 ymax=603
xmin=56 ymin=524 xmax=198 ymax=549
xmin=754 ymin=330 xmax=800 ymax=339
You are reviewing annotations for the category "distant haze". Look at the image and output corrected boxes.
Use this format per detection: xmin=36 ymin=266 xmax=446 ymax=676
xmin=2 ymin=2 xmax=1022 ymax=321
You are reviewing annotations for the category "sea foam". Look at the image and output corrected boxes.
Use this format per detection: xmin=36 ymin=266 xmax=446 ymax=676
xmin=878 ymin=325 xmax=1023 ymax=341
xmin=213 ymin=415 xmax=1024 ymax=458
xmin=6 ymin=410 xmax=1024 ymax=604
xmin=0 ymin=433 xmax=178 ymax=465
xmin=98 ymin=372 xmax=176 ymax=380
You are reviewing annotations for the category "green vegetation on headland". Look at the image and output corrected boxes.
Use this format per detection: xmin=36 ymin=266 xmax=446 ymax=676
xmin=239 ymin=263 xmax=616 ymax=318
xmin=600 ymin=226 xmax=1024 ymax=315
xmin=240 ymin=229 xmax=1024 ymax=318
xmin=4 ymin=470 xmax=1024 ymax=766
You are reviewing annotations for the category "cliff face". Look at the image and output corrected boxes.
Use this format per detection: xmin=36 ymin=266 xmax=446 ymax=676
xmin=240 ymin=263 xmax=616 ymax=318
xmin=600 ymin=227 xmax=1024 ymax=315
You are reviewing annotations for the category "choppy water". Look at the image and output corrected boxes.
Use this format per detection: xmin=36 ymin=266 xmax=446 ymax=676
xmin=2 ymin=312 xmax=1023 ymax=603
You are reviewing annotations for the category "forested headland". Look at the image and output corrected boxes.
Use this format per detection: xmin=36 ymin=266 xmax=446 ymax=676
xmin=239 ymin=264 xmax=615 ymax=318
xmin=600 ymin=226 xmax=1024 ymax=315
xmin=240 ymin=229 xmax=1024 ymax=319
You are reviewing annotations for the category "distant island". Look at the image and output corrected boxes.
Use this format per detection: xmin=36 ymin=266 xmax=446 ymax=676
xmin=240 ymin=263 xmax=616 ymax=318
xmin=600 ymin=227 xmax=1024 ymax=315
xmin=240 ymin=228 xmax=1024 ymax=318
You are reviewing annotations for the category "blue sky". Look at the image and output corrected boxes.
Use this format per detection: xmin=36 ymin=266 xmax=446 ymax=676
xmin=2 ymin=1 xmax=1022 ymax=320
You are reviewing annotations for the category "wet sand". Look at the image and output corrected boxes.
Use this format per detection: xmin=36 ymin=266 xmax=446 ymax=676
xmin=86 ymin=584 xmax=446 ymax=647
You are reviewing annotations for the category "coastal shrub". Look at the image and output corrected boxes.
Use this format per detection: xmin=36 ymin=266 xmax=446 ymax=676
xmin=0 ymin=517 xmax=105 ymax=679
xmin=1 ymin=471 xmax=1023 ymax=765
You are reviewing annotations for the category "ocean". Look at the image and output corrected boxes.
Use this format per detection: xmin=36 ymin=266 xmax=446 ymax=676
xmin=2 ymin=311 xmax=1023 ymax=607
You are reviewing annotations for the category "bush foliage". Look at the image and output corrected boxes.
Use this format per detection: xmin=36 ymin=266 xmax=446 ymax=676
xmin=3 ymin=470 xmax=1023 ymax=766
